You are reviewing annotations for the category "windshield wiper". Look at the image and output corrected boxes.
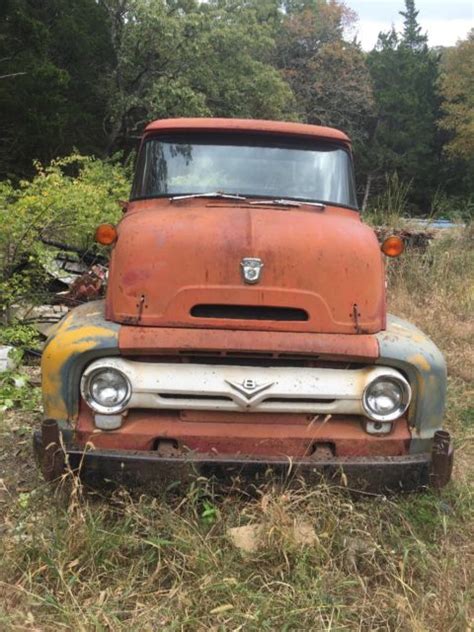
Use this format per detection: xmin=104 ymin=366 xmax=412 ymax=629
xmin=170 ymin=192 xmax=326 ymax=209
xmin=249 ymin=198 xmax=326 ymax=209
xmin=170 ymin=191 xmax=247 ymax=202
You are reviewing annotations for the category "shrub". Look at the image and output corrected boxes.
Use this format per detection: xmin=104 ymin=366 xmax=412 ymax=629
xmin=0 ymin=154 xmax=131 ymax=322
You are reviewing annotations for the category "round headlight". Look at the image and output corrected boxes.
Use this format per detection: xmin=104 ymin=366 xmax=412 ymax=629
xmin=362 ymin=375 xmax=411 ymax=422
xmin=81 ymin=368 xmax=131 ymax=414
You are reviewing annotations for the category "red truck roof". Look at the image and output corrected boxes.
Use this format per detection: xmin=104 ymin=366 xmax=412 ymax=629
xmin=144 ymin=118 xmax=351 ymax=145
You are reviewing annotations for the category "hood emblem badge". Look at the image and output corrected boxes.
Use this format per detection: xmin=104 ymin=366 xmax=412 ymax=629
xmin=241 ymin=257 xmax=264 ymax=284
xmin=226 ymin=378 xmax=274 ymax=400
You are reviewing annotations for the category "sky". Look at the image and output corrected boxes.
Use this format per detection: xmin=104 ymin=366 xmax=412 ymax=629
xmin=347 ymin=0 xmax=473 ymax=50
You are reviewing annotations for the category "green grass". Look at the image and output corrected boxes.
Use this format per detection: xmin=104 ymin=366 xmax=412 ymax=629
xmin=0 ymin=226 xmax=473 ymax=631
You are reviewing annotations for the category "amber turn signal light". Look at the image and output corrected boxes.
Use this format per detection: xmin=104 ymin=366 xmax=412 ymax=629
xmin=95 ymin=223 xmax=117 ymax=245
xmin=381 ymin=235 xmax=404 ymax=257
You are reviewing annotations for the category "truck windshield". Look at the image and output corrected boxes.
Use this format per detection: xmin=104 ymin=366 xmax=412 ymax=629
xmin=131 ymin=133 xmax=357 ymax=208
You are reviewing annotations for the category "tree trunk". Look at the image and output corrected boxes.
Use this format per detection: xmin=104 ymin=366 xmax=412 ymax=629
xmin=361 ymin=173 xmax=373 ymax=213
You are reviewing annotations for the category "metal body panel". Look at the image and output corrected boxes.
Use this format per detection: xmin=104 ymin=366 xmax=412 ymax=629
xmin=119 ymin=324 xmax=379 ymax=359
xmin=41 ymin=300 xmax=120 ymax=422
xmin=106 ymin=200 xmax=386 ymax=333
xmin=144 ymin=117 xmax=351 ymax=145
xmin=376 ymin=315 xmax=447 ymax=452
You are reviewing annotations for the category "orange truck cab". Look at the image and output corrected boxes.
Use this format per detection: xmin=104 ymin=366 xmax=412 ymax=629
xmin=35 ymin=118 xmax=453 ymax=491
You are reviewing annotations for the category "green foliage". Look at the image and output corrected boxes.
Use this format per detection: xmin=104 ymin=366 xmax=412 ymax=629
xmin=0 ymin=0 xmax=114 ymax=178
xmin=0 ymin=370 xmax=41 ymax=413
xmin=200 ymin=500 xmax=220 ymax=526
xmin=0 ymin=0 xmax=472 ymax=215
xmin=276 ymin=1 xmax=375 ymax=144
xmin=0 ymin=324 xmax=40 ymax=352
xmin=430 ymin=191 xmax=474 ymax=223
xmin=438 ymin=30 xmax=474 ymax=161
xmin=400 ymin=0 xmax=427 ymax=50
xmin=102 ymin=0 xmax=296 ymax=151
xmin=366 ymin=11 xmax=441 ymax=209
xmin=0 ymin=154 xmax=130 ymax=320
xmin=364 ymin=172 xmax=412 ymax=226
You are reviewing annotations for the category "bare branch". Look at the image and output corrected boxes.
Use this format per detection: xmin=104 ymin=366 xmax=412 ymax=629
xmin=0 ymin=71 xmax=27 ymax=80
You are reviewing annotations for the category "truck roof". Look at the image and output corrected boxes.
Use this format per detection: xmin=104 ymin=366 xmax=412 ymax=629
xmin=144 ymin=118 xmax=351 ymax=144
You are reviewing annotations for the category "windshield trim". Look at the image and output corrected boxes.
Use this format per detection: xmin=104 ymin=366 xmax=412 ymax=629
xmin=130 ymin=133 xmax=359 ymax=211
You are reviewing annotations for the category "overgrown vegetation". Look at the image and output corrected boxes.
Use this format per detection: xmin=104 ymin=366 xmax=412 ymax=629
xmin=0 ymin=325 xmax=41 ymax=412
xmin=0 ymin=155 xmax=129 ymax=320
xmin=363 ymin=173 xmax=413 ymax=227
xmin=0 ymin=227 xmax=472 ymax=630
xmin=1 ymin=0 xmax=473 ymax=212
xmin=0 ymin=369 xmax=41 ymax=413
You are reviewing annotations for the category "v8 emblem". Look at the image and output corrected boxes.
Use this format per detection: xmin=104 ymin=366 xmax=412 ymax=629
xmin=242 ymin=378 xmax=258 ymax=390
xmin=241 ymin=257 xmax=264 ymax=284
xmin=225 ymin=378 xmax=274 ymax=402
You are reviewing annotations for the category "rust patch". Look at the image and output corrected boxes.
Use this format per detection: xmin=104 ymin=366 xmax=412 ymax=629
xmin=75 ymin=402 xmax=410 ymax=458
xmin=119 ymin=326 xmax=379 ymax=360
xmin=407 ymin=353 xmax=431 ymax=372
xmin=106 ymin=199 xmax=385 ymax=334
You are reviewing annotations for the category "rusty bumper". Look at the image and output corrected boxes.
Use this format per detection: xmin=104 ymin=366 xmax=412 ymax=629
xmin=33 ymin=421 xmax=453 ymax=493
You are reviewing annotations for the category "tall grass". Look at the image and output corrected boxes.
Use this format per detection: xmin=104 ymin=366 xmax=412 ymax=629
xmin=1 ymin=478 xmax=472 ymax=630
xmin=387 ymin=225 xmax=474 ymax=383
xmin=0 ymin=227 xmax=473 ymax=631
xmin=364 ymin=173 xmax=413 ymax=227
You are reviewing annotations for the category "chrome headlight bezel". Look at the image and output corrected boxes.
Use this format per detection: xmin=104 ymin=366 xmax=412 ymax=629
xmin=362 ymin=374 xmax=411 ymax=422
xmin=81 ymin=367 xmax=132 ymax=414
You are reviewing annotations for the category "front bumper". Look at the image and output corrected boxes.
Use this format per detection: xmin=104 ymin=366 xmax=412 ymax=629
xmin=33 ymin=421 xmax=453 ymax=492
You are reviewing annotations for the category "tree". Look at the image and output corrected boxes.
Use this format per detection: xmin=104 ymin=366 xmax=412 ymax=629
xmin=276 ymin=1 xmax=375 ymax=146
xmin=438 ymin=30 xmax=474 ymax=161
xmin=0 ymin=0 xmax=114 ymax=178
xmin=400 ymin=0 xmax=427 ymax=50
xmin=100 ymin=0 xmax=296 ymax=153
xmin=365 ymin=1 xmax=441 ymax=210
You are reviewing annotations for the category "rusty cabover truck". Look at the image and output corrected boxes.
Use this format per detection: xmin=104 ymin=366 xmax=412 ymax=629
xmin=35 ymin=118 xmax=453 ymax=490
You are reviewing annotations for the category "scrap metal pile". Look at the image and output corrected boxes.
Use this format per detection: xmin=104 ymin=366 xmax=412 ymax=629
xmin=40 ymin=237 xmax=108 ymax=306
xmin=18 ymin=240 xmax=108 ymax=337
xmin=373 ymin=226 xmax=436 ymax=250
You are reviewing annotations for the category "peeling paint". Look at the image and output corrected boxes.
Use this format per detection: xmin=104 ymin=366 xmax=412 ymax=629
xmin=40 ymin=304 xmax=446 ymax=460
xmin=407 ymin=353 xmax=432 ymax=372
xmin=376 ymin=315 xmax=447 ymax=454
xmin=41 ymin=301 xmax=120 ymax=421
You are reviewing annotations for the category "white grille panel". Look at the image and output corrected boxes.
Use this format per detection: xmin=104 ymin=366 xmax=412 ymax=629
xmin=82 ymin=358 xmax=408 ymax=416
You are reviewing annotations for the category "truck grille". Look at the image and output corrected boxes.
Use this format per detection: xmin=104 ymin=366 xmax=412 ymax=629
xmin=82 ymin=358 xmax=405 ymax=416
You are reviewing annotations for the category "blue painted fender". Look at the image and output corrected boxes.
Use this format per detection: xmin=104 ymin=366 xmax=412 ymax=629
xmin=376 ymin=315 xmax=447 ymax=452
